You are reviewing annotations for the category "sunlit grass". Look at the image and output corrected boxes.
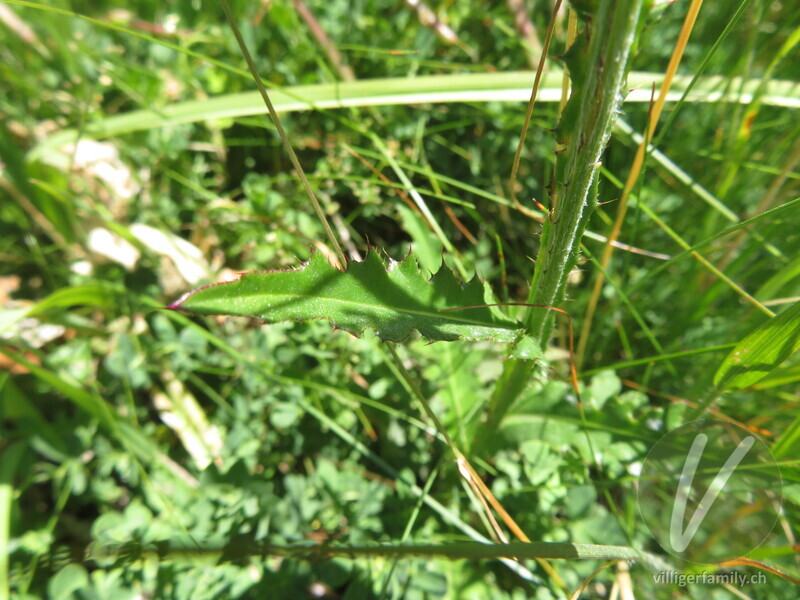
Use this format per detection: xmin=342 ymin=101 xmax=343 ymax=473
xmin=1 ymin=0 xmax=799 ymax=597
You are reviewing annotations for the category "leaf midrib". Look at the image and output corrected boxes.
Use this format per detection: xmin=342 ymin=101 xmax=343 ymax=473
xmin=193 ymin=290 xmax=520 ymax=331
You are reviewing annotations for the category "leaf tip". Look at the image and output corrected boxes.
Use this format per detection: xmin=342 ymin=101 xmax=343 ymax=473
xmin=166 ymin=291 xmax=193 ymax=311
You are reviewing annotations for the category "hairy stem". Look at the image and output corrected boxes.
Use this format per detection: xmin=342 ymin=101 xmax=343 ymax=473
xmin=477 ymin=0 xmax=645 ymax=450
xmin=525 ymin=0 xmax=644 ymax=340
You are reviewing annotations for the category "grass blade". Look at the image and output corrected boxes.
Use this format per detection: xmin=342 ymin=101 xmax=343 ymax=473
xmin=714 ymin=300 xmax=800 ymax=390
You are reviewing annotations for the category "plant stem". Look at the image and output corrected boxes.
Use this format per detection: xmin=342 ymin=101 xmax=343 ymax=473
xmin=525 ymin=0 xmax=644 ymax=341
xmin=477 ymin=0 xmax=645 ymax=450
xmin=89 ymin=538 xmax=665 ymax=565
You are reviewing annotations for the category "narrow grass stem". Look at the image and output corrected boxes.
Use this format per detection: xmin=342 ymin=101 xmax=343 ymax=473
xmin=385 ymin=343 xmax=536 ymax=548
xmin=0 ymin=442 xmax=25 ymax=600
xmin=89 ymin=539 xmax=661 ymax=564
xmin=385 ymin=343 xmax=456 ymax=452
xmin=508 ymin=0 xmax=562 ymax=202
xmin=220 ymin=0 xmax=346 ymax=268
xmin=577 ymin=0 xmax=704 ymax=366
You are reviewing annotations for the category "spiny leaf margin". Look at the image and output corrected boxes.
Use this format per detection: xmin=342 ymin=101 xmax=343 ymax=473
xmin=168 ymin=250 xmax=524 ymax=344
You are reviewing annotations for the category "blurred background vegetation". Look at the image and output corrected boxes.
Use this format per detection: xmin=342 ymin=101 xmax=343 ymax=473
xmin=1 ymin=0 xmax=798 ymax=598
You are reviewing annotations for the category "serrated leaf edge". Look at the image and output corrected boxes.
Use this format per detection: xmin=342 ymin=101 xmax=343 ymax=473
xmin=168 ymin=248 xmax=524 ymax=344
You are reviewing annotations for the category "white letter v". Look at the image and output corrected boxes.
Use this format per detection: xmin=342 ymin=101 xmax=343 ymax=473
xmin=669 ymin=433 xmax=754 ymax=552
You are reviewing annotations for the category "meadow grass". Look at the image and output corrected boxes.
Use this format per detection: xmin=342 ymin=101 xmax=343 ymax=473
xmin=1 ymin=1 xmax=799 ymax=598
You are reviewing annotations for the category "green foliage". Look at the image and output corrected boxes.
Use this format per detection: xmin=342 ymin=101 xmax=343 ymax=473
xmin=527 ymin=0 xmax=643 ymax=339
xmin=170 ymin=249 xmax=522 ymax=343
xmin=1 ymin=0 xmax=799 ymax=598
xmin=714 ymin=300 xmax=800 ymax=390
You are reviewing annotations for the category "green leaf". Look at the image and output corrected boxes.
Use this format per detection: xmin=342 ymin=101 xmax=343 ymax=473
xmin=396 ymin=204 xmax=443 ymax=275
xmin=48 ymin=564 xmax=89 ymax=600
xmin=589 ymin=370 xmax=622 ymax=410
xmin=714 ymin=300 xmax=800 ymax=391
xmin=507 ymin=335 xmax=544 ymax=361
xmin=169 ymin=250 xmax=522 ymax=343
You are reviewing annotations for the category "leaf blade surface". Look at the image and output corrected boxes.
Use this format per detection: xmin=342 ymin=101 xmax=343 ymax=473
xmin=170 ymin=251 xmax=522 ymax=343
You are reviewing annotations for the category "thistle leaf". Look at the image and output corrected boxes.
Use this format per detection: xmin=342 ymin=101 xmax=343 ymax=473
xmin=169 ymin=250 xmax=523 ymax=344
